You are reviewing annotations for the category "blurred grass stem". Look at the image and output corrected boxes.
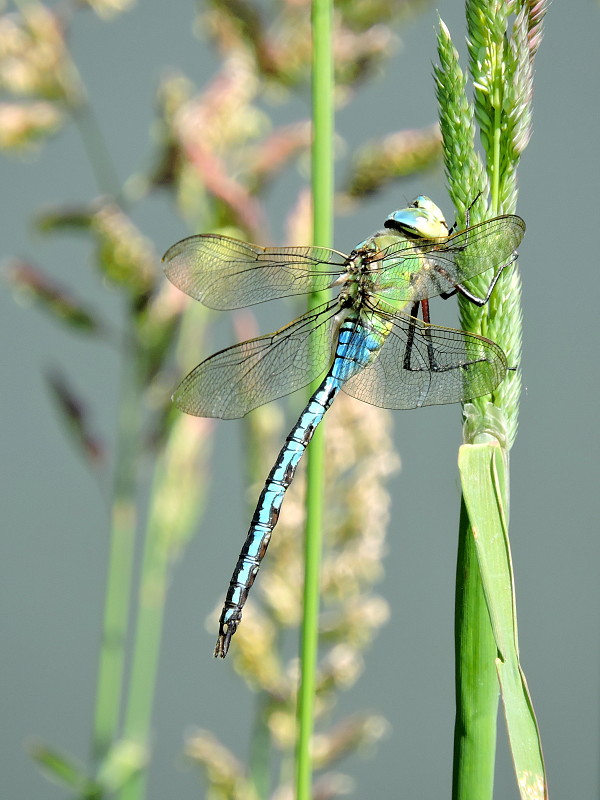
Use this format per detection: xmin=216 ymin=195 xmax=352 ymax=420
xmin=72 ymin=99 xmax=122 ymax=199
xmin=93 ymin=325 xmax=142 ymax=761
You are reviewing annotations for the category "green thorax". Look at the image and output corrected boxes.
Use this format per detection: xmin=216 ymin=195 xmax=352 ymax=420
xmin=339 ymin=195 xmax=450 ymax=322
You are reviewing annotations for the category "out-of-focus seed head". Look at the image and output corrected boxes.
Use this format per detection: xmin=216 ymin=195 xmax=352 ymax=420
xmin=0 ymin=101 xmax=62 ymax=151
xmin=0 ymin=2 xmax=80 ymax=102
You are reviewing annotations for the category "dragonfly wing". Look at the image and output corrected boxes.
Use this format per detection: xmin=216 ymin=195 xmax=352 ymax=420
xmin=372 ymin=215 xmax=526 ymax=302
xmin=163 ymin=234 xmax=347 ymax=310
xmin=174 ymin=300 xmax=339 ymax=419
xmin=342 ymin=311 xmax=507 ymax=409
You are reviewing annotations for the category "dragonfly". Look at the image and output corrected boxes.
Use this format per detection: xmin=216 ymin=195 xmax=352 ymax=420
xmin=163 ymin=196 xmax=525 ymax=657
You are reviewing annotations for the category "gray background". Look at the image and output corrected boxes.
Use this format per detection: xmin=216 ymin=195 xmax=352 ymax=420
xmin=2 ymin=1 xmax=599 ymax=797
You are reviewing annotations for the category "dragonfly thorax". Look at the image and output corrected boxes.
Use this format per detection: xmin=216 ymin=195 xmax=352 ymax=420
xmin=336 ymin=247 xmax=385 ymax=311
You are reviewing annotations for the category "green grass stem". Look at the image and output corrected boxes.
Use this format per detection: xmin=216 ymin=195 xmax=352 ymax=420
xmin=93 ymin=326 xmax=141 ymax=762
xmin=116 ymin=501 xmax=174 ymax=800
xmin=452 ymin=25 xmax=511 ymax=800
xmin=117 ymin=414 xmax=209 ymax=800
xmin=452 ymin=498 xmax=498 ymax=799
xmin=295 ymin=1 xmax=333 ymax=797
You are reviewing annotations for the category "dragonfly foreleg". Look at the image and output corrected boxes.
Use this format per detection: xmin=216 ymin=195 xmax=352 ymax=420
xmin=438 ymin=251 xmax=517 ymax=307
xmin=446 ymin=192 xmax=483 ymax=234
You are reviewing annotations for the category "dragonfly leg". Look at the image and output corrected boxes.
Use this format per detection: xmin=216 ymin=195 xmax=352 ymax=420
xmin=419 ymin=299 xmax=439 ymax=373
xmin=403 ymin=300 xmax=440 ymax=374
xmin=439 ymin=251 xmax=517 ymax=307
xmin=447 ymin=192 xmax=483 ymax=234
xmin=402 ymin=301 xmax=420 ymax=371
xmin=401 ymin=298 xmax=492 ymax=381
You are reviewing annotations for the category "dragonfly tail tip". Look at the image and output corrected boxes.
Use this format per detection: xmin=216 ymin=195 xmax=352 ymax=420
xmin=213 ymin=640 xmax=226 ymax=658
xmin=214 ymin=623 xmax=236 ymax=658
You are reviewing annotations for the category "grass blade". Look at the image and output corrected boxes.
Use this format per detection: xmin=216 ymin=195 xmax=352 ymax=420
xmin=459 ymin=443 xmax=546 ymax=800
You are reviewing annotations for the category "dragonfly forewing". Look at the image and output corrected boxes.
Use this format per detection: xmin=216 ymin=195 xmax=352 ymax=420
xmin=163 ymin=234 xmax=346 ymax=310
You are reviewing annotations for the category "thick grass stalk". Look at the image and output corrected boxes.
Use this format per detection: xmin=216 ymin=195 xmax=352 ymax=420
xmin=433 ymin=35 xmax=500 ymax=794
xmin=436 ymin=3 xmax=548 ymax=798
xmin=295 ymin=0 xmax=333 ymax=797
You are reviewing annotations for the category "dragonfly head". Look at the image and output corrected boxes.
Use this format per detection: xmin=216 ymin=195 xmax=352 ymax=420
xmin=384 ymin=195 xmax=449 ymax=240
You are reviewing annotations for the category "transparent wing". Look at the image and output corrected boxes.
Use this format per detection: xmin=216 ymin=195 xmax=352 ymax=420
xmin=371 ymin=215 xmax=526 ymax=301
xmin=342 ymin=310 xmax=507 ymax=409
xmin=174 ymin=300 xmax=340 ymax=419
xmin=163 ymin=234 xmax=348 ymax=310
